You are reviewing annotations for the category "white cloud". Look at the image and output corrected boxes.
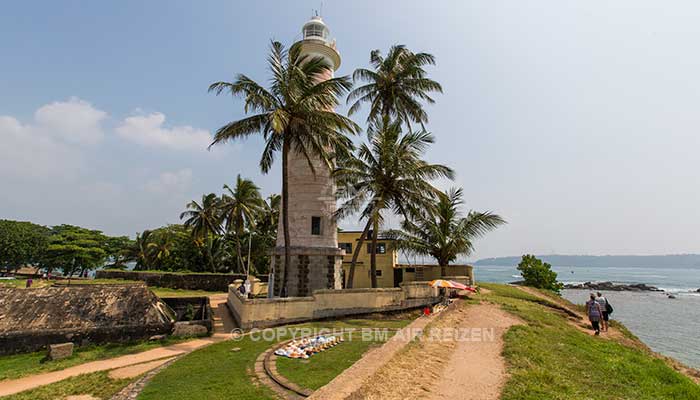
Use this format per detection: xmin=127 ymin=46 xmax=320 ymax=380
xmin=144 ymin=169 xmax=193 ymax=194
xmin=34 ymin=97 xmax=107 ymax=145
xmin=0 ymin=116 xmax=81 ymax=180
xmin=116 ymin=112 xmax=212 ymax=151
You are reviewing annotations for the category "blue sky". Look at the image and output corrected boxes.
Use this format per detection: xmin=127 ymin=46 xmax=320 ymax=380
xmin=2 ymin=1 xmax=700 ymax=259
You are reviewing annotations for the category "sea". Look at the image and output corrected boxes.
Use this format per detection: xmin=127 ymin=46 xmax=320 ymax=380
xmin=475 ymin=264 xmax=700 ymax=369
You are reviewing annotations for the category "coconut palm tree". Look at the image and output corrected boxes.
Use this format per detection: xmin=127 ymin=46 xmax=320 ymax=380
xmin=347 ymin=45 xmax=442 ymax=129
xmin=208 ymin=41 xmax=359 ymax=295
xmin=392 ymin=188 xmax=506 ymax=276
xmin=220 ymin=175 xmax=265 ymax=273
xmin=125 ymin=230 xmax=156 ymax=270
xmin=180 ymin=193 xmax=222 ymax=272
xmin=335 ymin=117 xmax=454 ymax=288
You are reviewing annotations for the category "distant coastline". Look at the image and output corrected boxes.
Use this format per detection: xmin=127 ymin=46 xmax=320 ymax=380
xmin=474 ymin=254 xmax=700 ymax=269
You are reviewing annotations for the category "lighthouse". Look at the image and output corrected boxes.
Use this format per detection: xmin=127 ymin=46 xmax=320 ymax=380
xmin=270 ymin=16 xmax=344 ymax=297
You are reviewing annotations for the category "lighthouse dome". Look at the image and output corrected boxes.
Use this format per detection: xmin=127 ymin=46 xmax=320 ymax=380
xmin=302 ymin=16 xmax=330 ymax=42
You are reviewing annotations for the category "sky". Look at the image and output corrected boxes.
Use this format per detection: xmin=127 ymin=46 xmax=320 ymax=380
xmin=2 ymin=1 xmax=700 ymax=260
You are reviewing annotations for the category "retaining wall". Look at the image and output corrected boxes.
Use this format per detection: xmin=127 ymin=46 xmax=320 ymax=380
xmin=228 ymin=281 xmax=439 ymax=329
xmin=96 ymin=270 xmax=251 ymax=292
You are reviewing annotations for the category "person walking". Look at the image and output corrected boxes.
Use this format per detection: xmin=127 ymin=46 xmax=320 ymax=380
xmin=596 ymin=291 xmax=609 ymax=332
xmin=586 ymin=293 xmax=604 ymax=335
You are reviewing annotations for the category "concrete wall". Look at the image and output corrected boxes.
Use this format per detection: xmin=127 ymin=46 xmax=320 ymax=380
xmin=228 ymin=283 xmax=439 ymax=329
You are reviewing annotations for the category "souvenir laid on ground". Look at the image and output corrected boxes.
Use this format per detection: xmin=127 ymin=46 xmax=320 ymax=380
xmin=274 ymin=335 xmax=344 ymax=359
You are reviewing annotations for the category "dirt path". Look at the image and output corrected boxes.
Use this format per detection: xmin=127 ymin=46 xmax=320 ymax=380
xmin=427 ymin=305 xmax=521 ymax=400
xmin=327 ymin=302 xmax=522 ymax=400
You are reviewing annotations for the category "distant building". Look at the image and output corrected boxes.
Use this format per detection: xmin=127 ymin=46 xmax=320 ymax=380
xmin=338 ymin=231 xmax=474 ymax=289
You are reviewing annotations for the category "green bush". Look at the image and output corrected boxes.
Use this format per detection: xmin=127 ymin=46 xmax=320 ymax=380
xmin=517 ymin=255 xmax=564 ymax=293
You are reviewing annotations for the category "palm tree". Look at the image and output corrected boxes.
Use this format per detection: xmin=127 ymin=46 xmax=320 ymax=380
xmin=208 ymin=41 xmax=359 ymax=295
xmin=392 ymin=188 xmax=506 ymax=276
xmin=335 ymin=117 xmax=454 ymax=288
xmin=347 ymin=45 xmax=442 ymax=129
xmin=220 ymin=175 xmax=265 ymax=273
xmin=180 ymin=193 xmax=222 ymax=272
xmin=125 ymin=230 xmax=155 ymax=270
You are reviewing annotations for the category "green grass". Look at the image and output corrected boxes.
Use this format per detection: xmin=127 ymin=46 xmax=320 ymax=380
xmin=0 ymin=338 xmax=185 ymax=381
xmin=137 ymin=314 xmax=415 ymax=400
xmin=479 ymin=283 xmax=700 ymax=400
xmin=3 ymin=371 xmax=132 ymax=400
xmin=276 ymin=333 xmax=393 ymax=390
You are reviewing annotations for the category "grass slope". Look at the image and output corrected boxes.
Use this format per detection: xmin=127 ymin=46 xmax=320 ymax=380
xmin=0 ymin=338 xmax=185 ymax=381
xmin=480 ymin=283 xmax=700 ymax=400
xmin=3 ymin=371 xmax=131 ymax=400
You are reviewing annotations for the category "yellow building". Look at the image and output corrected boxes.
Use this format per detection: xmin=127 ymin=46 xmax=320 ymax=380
xmin=337 ymin=231 xmax=475 ymax=288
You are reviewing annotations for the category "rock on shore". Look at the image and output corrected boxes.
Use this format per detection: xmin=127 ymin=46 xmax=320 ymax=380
xmin=564 ymin=281 xmax=663 ymax=292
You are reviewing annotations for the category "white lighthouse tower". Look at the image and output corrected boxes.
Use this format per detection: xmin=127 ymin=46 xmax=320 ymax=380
xmin=270 ymin=15 xmax=344 ymax=297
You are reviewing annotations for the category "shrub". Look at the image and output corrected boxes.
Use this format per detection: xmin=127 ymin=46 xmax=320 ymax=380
xmin=517 ymin=255 xmax=564 ymax=293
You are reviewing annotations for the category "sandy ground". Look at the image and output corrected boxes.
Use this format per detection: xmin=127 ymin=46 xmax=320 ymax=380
xmin=427 ymin=305 xmax=522 ymax=400
xmin=349 ymin=303 xmax=521 ymax=400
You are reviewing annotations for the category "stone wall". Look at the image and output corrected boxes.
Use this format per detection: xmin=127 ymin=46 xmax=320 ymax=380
xmin=228 ymin=282 xmax=439 ymax=329
xmin=270 ymin=247 xmax=343 ymax=297
xmin=160 ymin=297 xmax=213 ymax=334
xmin=96 ymin=270 xmax=250 ymax=292
xmin=0 ymin=284 xmax=173 ymax=355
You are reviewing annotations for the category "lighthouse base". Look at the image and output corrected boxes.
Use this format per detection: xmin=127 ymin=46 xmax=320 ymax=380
xmin=269 ymin=246 xmax=343 ymax=297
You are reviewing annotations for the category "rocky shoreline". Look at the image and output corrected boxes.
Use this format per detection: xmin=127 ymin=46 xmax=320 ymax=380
xmin=564 ymin=281 xmax=663 ymax=292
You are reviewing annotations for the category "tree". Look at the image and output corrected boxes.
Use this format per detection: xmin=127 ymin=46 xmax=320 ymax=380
xmin=43 ymin=225 xmax=107 ymax=278
xmin=180 ymin=193 xmax=223 ymax=272
xmin=347 ymin=45 xmax=442 ymax=129
xmin=208 ymin=41 xmax=359 ymax=295
xmin=220 ymin=175 xmax=265 ymax=273
xmin=103 ymin=236 xmax=133 ymax=269
xmin=517 ymin=255 xmax=564 ymax=293
xmin=335 ymin=117 xmax=454 ymax=287
xmin=249 ymin=194 xmax=280 ymax=275
xmin=123 ymin=230 xmax=156 ymax=270
xmin=392 ymin=188 xmax=506 ymax=276
xmin=0 ymin=220 xmax=50 ymax=274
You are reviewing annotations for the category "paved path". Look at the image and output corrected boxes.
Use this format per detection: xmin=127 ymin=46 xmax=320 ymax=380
xmin=0 ymin=294 xmax=235 ymax=398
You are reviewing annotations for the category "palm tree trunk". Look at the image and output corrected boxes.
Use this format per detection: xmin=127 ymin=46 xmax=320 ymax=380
xmin=370 ymin=217 xmax=379 ymax=288
xmin=440 ymin=263 xmax=447 ymax=277
xmin=206 ymin=235 xmax=216 ymax=272
xmin=280 ymin=139 xmax=291 ymax=297
xmin=235 ymin=236 xmax=244 ymax=274
xmin=347 ymin=218 xmax=372 ymax=289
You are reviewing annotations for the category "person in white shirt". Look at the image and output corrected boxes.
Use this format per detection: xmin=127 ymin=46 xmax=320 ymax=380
xmin=596 ymin=292 xmax=609 ymax=332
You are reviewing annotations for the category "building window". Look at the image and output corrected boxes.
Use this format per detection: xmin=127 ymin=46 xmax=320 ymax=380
xmin=405 ymin=268 xmax=415 ymax=273
xmin=339 ymin=242 xmax=352 ymax=254
xmin=366 ymin=242 xmax=386 ymax=254
xmin=375 ymin=269 xmax=382 ymax=277
xmin=311 ymin=216 xmax=321 ymax=235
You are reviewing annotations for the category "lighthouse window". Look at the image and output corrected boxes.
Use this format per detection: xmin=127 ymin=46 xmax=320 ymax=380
xmin=304 ymin=24 xmax=327 ymax=39
xmin=311 ymin=216 xmax=322 ymax=235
